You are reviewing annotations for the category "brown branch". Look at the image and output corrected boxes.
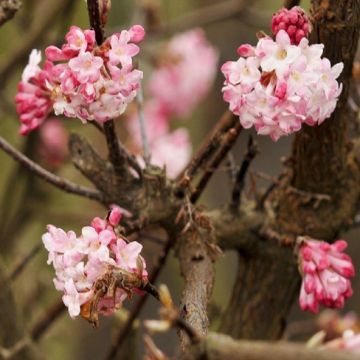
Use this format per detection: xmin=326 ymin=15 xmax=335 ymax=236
xmin=0 ymin=0 xmax=21 ymax=26
xmin=30 ymin=300 xmax=65 ymax=342
xmin=190 ymin=122 xmax=242 ymax=203
xmin=229 ymin=136 xmax=258 ymax=212
xmin=0 ymin=135 xmax=105 ymax=203
xmin=183 ymin=332 xmax=360 ymax=360
xmin=87 ymin=0 xmax=104 ymax=44
xmin=176 ymin=111 xmax=237 ymax=194
xmin=9 ymin=243 xmax=42 ymax=282
xmin=284 ymin=0 xmax=301 ymax=9
xmin=177 ymin=228 xmax=215 ymax=348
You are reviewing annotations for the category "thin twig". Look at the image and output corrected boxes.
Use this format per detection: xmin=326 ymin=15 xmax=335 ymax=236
xmin=176 ymin=111 xmax=237 ymax=195
xmin=229 ymin=136 xmax=258 ymax=212
xmin=136 ymin=82 xmax=150 ymax=164
xmin=0 ymin=135 xmax=105 ymax=203
xmin=9 ymin=243 xmax=42 ymax=282
xmin=103 ymin=120 xmax=129 ymax=174
xmin=87 ymin=0 xmax=104 ymax=44
xmin=30 ymin=299 xmax=65 ymax=341
xmin=105 ymin=236 xmax=175 ymax=360
xmin=190 ymin=123 xmax=243 ymax=203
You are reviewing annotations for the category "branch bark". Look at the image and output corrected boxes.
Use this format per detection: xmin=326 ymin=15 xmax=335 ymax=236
xmin=0 ymin=135 xmax=105 ymax=203
xmin=184 ymin=332 xmax=360 ymax=360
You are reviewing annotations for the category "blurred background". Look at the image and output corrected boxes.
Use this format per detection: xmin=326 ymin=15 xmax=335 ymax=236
xmin=2 ymin=0 xmax=360 ymax=359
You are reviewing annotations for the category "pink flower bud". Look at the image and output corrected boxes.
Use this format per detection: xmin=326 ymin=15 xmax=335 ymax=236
xmin=298 ymin=237 xmax=355 ymax=314
xmin=109 ymin=206 xmax=122 ymax=226
xmin=271 ymin=6 xmax=311 ymax=45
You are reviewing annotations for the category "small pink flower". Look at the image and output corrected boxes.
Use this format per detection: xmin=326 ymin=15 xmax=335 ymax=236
xmin=298 ymin=237 xmax=355 ymax=314
xmin=68 ymin=52 xmax=103 ymax=83
xmin=108 ymin=32 xmax=140 ymax=66
xmin=108 ymin=206 xmax=122 ymax=226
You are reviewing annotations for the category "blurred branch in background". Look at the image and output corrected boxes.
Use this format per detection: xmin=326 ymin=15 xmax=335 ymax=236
xmin=0 ymin=0 xmax=21 ymax=26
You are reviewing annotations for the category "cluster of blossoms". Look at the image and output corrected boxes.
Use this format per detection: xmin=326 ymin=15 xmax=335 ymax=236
xmin=271 ymin=6 xmax=311 ymax=45
xmin=221 ymin=6 xmax=343 ymax=141
xmin=126 ymin=29 xmax=218 ymax=177
xmin=42 ymin=206 xmax=147 ymax=318
xmin=298 ymin=237 xmax=355 ymax=314
xmin=16 ymin=25 xmax=145 ymax=135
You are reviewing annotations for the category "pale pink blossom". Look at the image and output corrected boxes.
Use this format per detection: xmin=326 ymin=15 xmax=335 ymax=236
xmin=221 ymin=11 xmax=343 ymax=141
xmin=148 ymin=28 xmax=218 ymax=118
xmin=68 ymin=52 xmax=103 ymax=83
xmin=17 ymin=25 xmax=145 ymax=132
xmin=298 ymin=237 xmax=355 ymax=314
xmin=108 ymin=31 xmax=140 ymax=66
xmin=42 ymin=207 xmax=147 ymax=319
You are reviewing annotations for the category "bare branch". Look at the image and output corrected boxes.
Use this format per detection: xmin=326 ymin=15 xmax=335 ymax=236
xmin=229 ymin=136 xmax=258 ymax=212
xmin=30 ymin=300 xmax=65 ymax=342
xmin=0 ymin=135 xmax=105 ymax=203
xmin=9 ymin=243 xmax=42 ymax=282
xmin=190 ymin=122 xmax=242 ymax=203
xmin=177 ymin=111 xmax=237 ymax=193
xmin=184 ymin=332 xmax=360 ymax=360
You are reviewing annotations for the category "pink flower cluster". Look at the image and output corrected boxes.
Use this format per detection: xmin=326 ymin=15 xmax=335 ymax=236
xmin=16 ymin=25 xmax=145 ymax=135
xmin=222 ymin=30 xmax=343 ymax=141
xmin=15 ymin=50 xmax=54 ymax=135
xmin=271 ymin=6 xmax=311 ymax=45
xmin=127 ymin=29 xmax=218 ymax=177
xmin=148 ymin=28 xmax=218 ymax=118
xmin=298 ymin=238 xmax=355 ymax=314
xmin=42 ymin=206 xmax=147 ymax=318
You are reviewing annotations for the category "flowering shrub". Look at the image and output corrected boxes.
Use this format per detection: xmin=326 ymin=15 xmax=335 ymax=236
xmin=42 ymin=206 xmax=147 ymax=320
xmin=221 ymin=7 xmax=343 ymax=141
xmin=16 ymin=25 xmax=145 ymax=134
xmin=298 ymin=237 xmax=355 ymax=313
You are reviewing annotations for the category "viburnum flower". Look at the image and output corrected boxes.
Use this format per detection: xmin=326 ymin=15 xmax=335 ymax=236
xmin=42 ymin=206 xmax=147 ymax=321
xmin=16 ymin=25 xmax=144 ymax=134
xmin=15 ymin=50 xmax=54 ymax=135
xmin=271 ymin=6 xmax=311 ymax=45
xmin=297 ymin=237 xmax=355 ymax=314
xmin=221 ymin=8 xmax=343 ymax=141
xmin=148 ymin=28 xmax=218 ymax=118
